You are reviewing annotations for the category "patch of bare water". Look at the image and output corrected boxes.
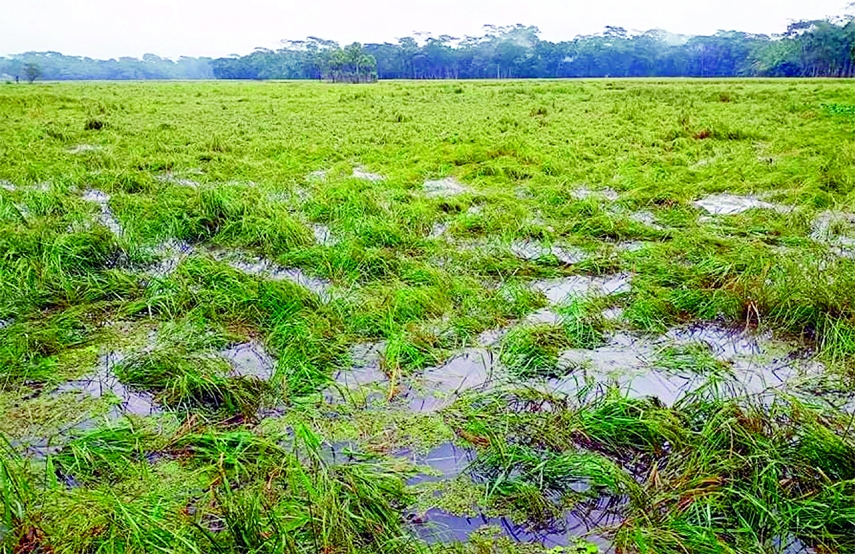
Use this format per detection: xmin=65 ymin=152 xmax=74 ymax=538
xmin=532 ymin=274 xmax=632 ymax=304
xmin=312 ymin=224 xmax=337 ymax=246
xmin=401 ymin=442 xmax=476 ymax=485
xmin=616 ymin=241 xmax=647 ymax=252
xmin=68 ymin=144 xmax=102 ymax=154
xmin=413 ymin=504 xmax=616 ymax=550
xmin=424 ymin=177 xmax=468 ymax=198
xmin=335 ymin=342 xmax=388 ymax=390
xmin=55 ymin=352 xmax=159 ymax=416
xmin=811 ymin=211 xmax=855 ymax=258
xmin=477 ymin=327 xmax=507 ymax=348
xmin=147 ymin=240 xmax=195 ymax=276
xmin=409 ymin=349 xmax=499 ymax=413
xmin=553 ymin=324 xmax=816 ymax=406
xmin=353 ymin=167 xmax=385 ymax=182
xmin=0 ymin=180 xmax=16 ymax=192
xmin=629 ymin=211 xmax=663 ymax=229
xmin=156 ymin=173 xmax=200 ymax=188
xmin=221 ymin=341 xmax=276 ymax=380
xmin=210 ymin=249 xmax=332 ymax=299
xmin=525 ymin=308 xmax=562 ymax=325
xmin=429 ymin=223 xmax=450 ymax=239
xmin=602 ymin=307 xmax=625 ymax=322
xmin=0 ymin=319 xmax=11 ymax=330
xmin=307 ymin=170 xmax=328 ymax=182
xmin=693 ymin=194 xmax=791 ymax=216
xmin=82 ymin=189 xmax=123 ymax=238
xmin=511 ymin=240 xmax=586 ymax=265
xmin=14 ymin=204 xmax=31 ymax=219
xmin=572 ymin=187 xmax=619 ymax=202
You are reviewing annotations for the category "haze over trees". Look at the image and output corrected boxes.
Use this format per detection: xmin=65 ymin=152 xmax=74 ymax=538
xmin=0 ymin=53 xmax=214 ymax=81
xmin=4 ymin=15 xmax=855 ymax=81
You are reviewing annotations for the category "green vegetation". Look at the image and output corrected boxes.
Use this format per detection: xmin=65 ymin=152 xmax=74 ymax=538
xmin=2 ymin=79 xmax=855 ymax=553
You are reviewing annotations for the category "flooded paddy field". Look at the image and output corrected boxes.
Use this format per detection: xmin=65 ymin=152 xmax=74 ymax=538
xmin=3 ymin=79 xmax=855 ymax=553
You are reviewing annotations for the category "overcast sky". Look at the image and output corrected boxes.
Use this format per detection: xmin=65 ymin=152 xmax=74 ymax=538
xmin=0 ymin=0 xmax=849 ymax=59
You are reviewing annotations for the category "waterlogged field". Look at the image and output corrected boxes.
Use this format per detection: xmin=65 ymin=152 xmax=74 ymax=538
xmin=3 ymin=79 xmax=855 ymax=553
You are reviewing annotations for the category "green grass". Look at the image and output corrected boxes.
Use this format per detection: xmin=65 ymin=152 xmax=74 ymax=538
xmin=2 ymin=79 xmax=855 ymax=553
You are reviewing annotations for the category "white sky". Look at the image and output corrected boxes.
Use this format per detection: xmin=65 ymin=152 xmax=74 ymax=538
xmin=0 ymin=0 xmax=849 ymax=59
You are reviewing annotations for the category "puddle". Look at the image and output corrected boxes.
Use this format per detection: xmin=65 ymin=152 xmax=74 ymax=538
xmin=532 ymin=275 xmax=632 ymax=304
xmin=14 ymin=204 xmax=31 ymax=219
xmin=525 ymin=308 xmax=562 ymax=325
xmin=155 ymin=173 xmax=200 ymax=188
xmin=209 ymin=249 xmax=332 ymax=299
xmin=307 ymin=170 xmax=328 ymax=182
xmin=413 ymin=503 xmax=616 ymax=550
xmin=0 ymin=319 xmax=11 ymax=330
xmin=312 ymin=224 xmax=337 ymax=246
xmin=334 ymin=342 xmax=388 ymax=390
xmin=615 ymin=241 xmax=647 ymax=252
xmin=353 ymin=167 xmax=384 ymax=182
xmin=693 ymin=194 xmax=790 ymax=216
xmin=811 ymin=211 xmax=855 ymax=258
xmin=511 ymin=240 xmax=586 ymax=265
xmin=400 ymin=442 xmax=475 ymax=485
xmin=424 ymin=177 xmax=468 ymax=198
xmin=0 ymin=180 xmax=16 ymax=192
xmin=68 ymin=144 xmax=101 ymax=154
xmin=477 ymin=327 xmax=507 ymax=348
xmin=82 ymin=189 xmax=123 ymax=237
xmin=220 ymin=341 xmax=275 ymax=380
xmin=147 ymin=240 xmax=195 ymax=276
xmin=553 ymin=325 xmax=815 ymax=406
xmin=602 ymin=307 xmax=624 ymax=322
xmin=429 ymin=223 xmax=450 ymax=239
xmin=572 ymin=187 xmax=619 ymax=202
xmin=409 ymin=349 xmax=499 ymax=413
xmin=629 ymin=211 xmax=663 ymax=229
xmin=55 ymin=352 xmax=159 ymax=417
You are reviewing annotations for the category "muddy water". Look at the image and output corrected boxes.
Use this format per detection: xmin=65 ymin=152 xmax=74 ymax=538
xmin=334 ymin=342 xmax=388 ymax=389
xmin=353 ymin=167 xmax=384 ymax=182
xmin=629 ymin=211 xmax=663 ymax=229
xmin=424 ymin=177 xmax=468 ymax=198
xmin=56 ymin=352 xmax=159 ymax=416
xmin=68 ymin=144 xmax=101 ymax=154
xmin=155 ymin=173 xmax=200 ymax=188
xmin=553 ymin=324 xmax=815 ymax=406
xmin=532 ymin=274 xmax=632 ymax=304
xmin=147 ymin=240 xmax=195 ymax=276
xmin=414 ymin=504 xmax=616 ymax=550
xmin=82 ymin=189 xmax=123 ymax=238
xmin=572 ymin=187 xmax=619 ymax=202
xmin=402 ymin=442 xmax=476 ymax=485
xmin=409 ymin=349 xmax=498 ymax=413
xmin=312 ymin=224 xmax=337 ymax=246
xmin=210 ymin=249 xmax=332 ymax=299
xmin=429 ymin=222 xmax=450 ymax=239
xmin=221 ymin=341 xmax=276 ymax=380
xmin=511 ymin=240 xmax=586 ymax=265
xmin=694 ymin=194 xmax=791 ymax=216
xmin=811 ymin=211 xmax=855 ymax=259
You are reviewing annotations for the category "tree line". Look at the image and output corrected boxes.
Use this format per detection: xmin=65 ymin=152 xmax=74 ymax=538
xmin=4 ymin=15 xmax=855 ymax=82
xmin=212 ymin=18 xmax=855 ymax=80
xmin=0 ymin=53 xmax=213 ymax=81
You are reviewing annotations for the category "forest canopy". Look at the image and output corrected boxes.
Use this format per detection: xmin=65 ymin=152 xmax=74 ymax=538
xmin=3 ymin=15 xmax=855 ymax=81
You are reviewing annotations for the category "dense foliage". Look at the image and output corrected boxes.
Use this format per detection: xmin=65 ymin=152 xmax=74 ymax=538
xmin=3 ymin=16 xmax=855 ymax=81
xmin=0 ymin=52 xmax=214 ymax=81
xmin=212 ymin=18 xmax=855 ymax=80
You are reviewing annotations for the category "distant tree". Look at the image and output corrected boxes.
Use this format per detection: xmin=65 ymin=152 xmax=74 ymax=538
xmin=23 ymin=62 xmax=41 ymax=83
